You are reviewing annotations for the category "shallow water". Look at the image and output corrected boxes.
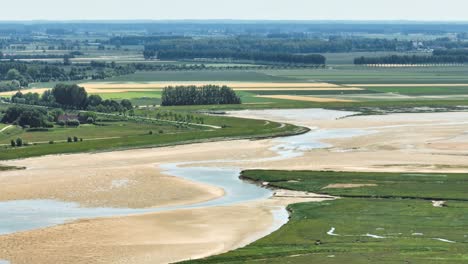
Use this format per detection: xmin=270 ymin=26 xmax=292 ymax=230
xmin=0 ymin=109 xmax=370 ymax=238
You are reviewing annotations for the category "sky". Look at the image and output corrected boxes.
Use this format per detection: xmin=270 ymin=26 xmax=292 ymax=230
xmin=2 ymin=0 xmax=468 ymax=21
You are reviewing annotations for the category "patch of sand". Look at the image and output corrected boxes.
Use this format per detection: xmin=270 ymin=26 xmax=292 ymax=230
xmin=322 ymin=183 xmax=377 ymax=189
xmin=81 ymin=82 xmax=341 ymax=89
xmin=256 ymin=95 xmax=355 ymax=102
xmin=0 ymin=193 xmax=331 ymax=264
xmin=348 ymin=84 xmax=468 ymax=87
xmin=432 ymin=201 xmax=446 ymax=207
xmin=0 ymin=82 xmax=362 ymax=97
xmin=0 ymin=140 xmax=274 ymax=208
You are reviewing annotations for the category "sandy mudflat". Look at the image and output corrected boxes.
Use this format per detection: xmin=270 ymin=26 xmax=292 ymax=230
xmin=81 ymin=81 xmax=341 ymax=89
xmin=0 ymin=201 xmax=271 ymax=264
xmin=0 ymin=140 xmax=275 ymax=208
xmin=0 ymin=193 xmax=329 ymax=264
xmin=2 ymin=110 xmax=468 ymax=263
xmin=256 ymin=94 xmax=355 ymax=102
xmin=0 ymin=82 xmax=359 ymax=96
xmin=349 ymin=83 xmax=468 ymax=87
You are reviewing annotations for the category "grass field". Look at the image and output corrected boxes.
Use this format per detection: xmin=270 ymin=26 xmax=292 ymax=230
xmin=187 ymin=170 xmax=468 ymax=263
xmin=0 ymin=113 xmax=306 ymax=161
xmin=262 ymin=66 xmax=468 ymax=84
xmin=0 ymin=119 xmax=188 ymax=145
xmin=364 ymin=86 xmax=468 ymax=95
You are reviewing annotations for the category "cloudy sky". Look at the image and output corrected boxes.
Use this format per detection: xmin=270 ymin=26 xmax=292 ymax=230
xmin=2 ymin=0 xmax=467 ymax=21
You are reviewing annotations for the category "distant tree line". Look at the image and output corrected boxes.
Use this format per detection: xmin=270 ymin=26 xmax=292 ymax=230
xmin=0 ymin=53 xmax=76 ymax=60
xmin=433 ymin=49 xmax=468 ymax=56
xmin=161 ymin=85 xmax=241 ymax=106
xmin=354 ymin=54 xmax=468 ymax=65
xmin=145 ymin=50 xmax=326 ymax=65
xmin=0 ymin=61 xmax=136 ymax=87
xmin=9 ymin=83 xmax=133 ymax=113
xmin=140 ymin=36 xmax=412 ymax=55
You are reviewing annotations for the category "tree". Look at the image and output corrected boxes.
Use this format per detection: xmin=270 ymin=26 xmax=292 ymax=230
xmin=63 ymin=56 xmax=72 ymax=66
xmin=10 ymin=139 xmax=16 ymax=147
xmin=6 ymin=69 xmax=22 ymax=81
xmin=41 ymin=90 xmax=56 ymax=104
xmin=120 ymin=99 xmax=133 ymax=111
xmin=17 ymin=109 xmax=46 ymax=128
xmin=15 ymin=138 xmax=23 ymax=147
xmin=52 ymin=84 xmax=88 ymax=109
xmin=87 ymin=95 xmax=102 ymax=107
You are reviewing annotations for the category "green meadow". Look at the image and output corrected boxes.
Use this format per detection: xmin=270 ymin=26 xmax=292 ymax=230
xmin=0 ymin=113 xmax=306 ymax=161
xmin=187 ymin=170 xmax=468 ymax=263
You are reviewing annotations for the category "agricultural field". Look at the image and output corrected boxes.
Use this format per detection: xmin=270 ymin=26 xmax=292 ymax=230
xmin=188 ymin=170 xmax=468 ymax=263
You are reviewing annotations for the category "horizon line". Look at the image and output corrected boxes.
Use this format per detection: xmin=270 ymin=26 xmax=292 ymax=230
xmin=1 ymin=19 xmax=468 ymax=24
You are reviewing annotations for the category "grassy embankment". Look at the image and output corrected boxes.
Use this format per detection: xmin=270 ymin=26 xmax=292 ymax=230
xmin=0 ymin=110 xmax=306 ymax=161
xmin=187 ymin=170 xmax=468 ymax=263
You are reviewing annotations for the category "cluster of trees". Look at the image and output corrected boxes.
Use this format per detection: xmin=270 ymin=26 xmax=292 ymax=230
xmin=161 ymin=85 xmax=241 ymax=106
xmin=1 ymin=106 xmax=51 ymax=128
xmin=0 ymin=80 xmax=21 ymax=92
xmin=143 ymin=36 xmax=412 ymax=56
xmin=153 ymin=111 xmax=205 ymax=124
xmin=0 ymin=53 xmax=76 ymax=60
xmin=9 ymin=83 xmax=133 ymax=113
xmin=0 ymin=61 xmax=136 ymax=87
xmin=354 ymin=54 xmax=468 ymax=65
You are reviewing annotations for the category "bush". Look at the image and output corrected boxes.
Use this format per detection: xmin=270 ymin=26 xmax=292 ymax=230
xmin=159 ymin=130 xmax=164 ymax=134
xmin=73 ymin=136 xmax=78 ymax=142
xmin=80 ymin=138 xmax=83 ymax=142
xmin=26 ymin=128 xmax=49 ymax=132
xmin=10 ymin=139 xmax=16 ymax=147
xmin=149 ymin=130 xmax=153 ymax=135
xmin=49 ymin=140 xmax=54 ymax=144
xmin=67 ymin=136 xmax=72 ymax=143
xmin=66 ymin=119 xmax=80 ymax=127
xmin=57 ymin=120 xmax=66 ymax=126
xmin=15 ymin=138 xmax=23 ymax=147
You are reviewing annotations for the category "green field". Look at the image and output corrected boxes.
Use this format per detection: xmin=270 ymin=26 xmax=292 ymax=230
xmin=85 ymin=70 xmax=298 ymax=83
xmin=262 ymin=66 xmax=468 ymax=84
xmin=187 ymin=170 xmax=468 ymax=263
xmin=0 ymin=113 xmax=306 ymax=161
xmin=0 ymin=119 xmax=188 ymax=145
xmin=365 ymin=86 xmax=468 ymax=95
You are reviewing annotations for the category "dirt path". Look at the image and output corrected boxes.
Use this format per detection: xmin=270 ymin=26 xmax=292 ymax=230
xmin=0 ymin=125 xmax=12 ymax=133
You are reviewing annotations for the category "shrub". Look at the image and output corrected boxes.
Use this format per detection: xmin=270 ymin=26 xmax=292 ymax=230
xmin=67 ymin=136 xmax=72 ymax=143
xmin=10 ymin=139 xmax=16 ymax=147
xmin=149 ymin=130 xmax=153 ymax=135
xmin=80 ymin=138 xmax=83 ymax=142
xmin=73 ymin=136 xmax=78 ymax=142
xmin=49 ymin=140 xmax=54 ymax=144
xmin=26 ymin=128 xmax=49 ymax=132
xmin=159 ymin=130 xmax=164 ymax=134
xmin=15 ymin=138 xmax=23 ymax=147
xmin=57 ymin=120 xmax=66 ymax=126
xmin=66 ymin=119 xmax=80 ymax=127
